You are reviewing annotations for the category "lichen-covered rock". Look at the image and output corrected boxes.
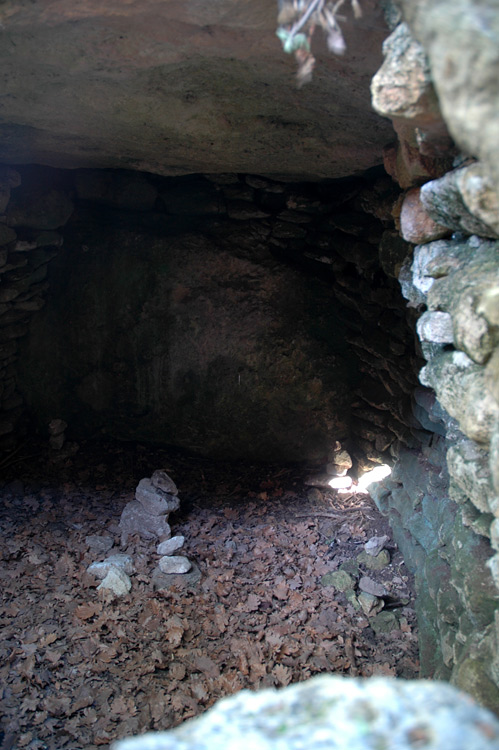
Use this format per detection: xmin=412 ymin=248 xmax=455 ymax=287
xmin=398 ymin=0 xmax=499 ymax=197
xmin=111 ymin=674 xmax=499 ymax=750
xmin=456 ymin=162 xmax=499 ymax=237
xmin=371 ymin=23 xmax=453 ymax=187
xmin=320 ymin=570 xmax=354 ymax=591
xmin=416 ymin=311 xmax=454 ymax=345
xmin=419 ymin=351 xmax=499 ymax=444
xmin=421 ymin=168 xmax=499 ymax=239
xmin=425 ymin=238 xmax=499 ymax=365
xmin=447 ymin=439 xmax=495 ymax=515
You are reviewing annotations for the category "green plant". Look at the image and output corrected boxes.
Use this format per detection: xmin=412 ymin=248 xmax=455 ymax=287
xmin=276 ymin=0 xmax=362 ymax=86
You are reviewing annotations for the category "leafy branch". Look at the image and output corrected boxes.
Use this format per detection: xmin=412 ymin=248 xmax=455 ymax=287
xmin=276 ymin=0 xmax=362 ymax=86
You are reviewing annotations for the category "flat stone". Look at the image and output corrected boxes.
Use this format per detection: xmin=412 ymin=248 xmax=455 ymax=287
xmin=370 ymin=610 xmax=399 ymax=634
xmin=358 ymin=576 xmax=388 ymax=597
xmin=6 ymin=188 xmax=74 ymax=230
xmin=152 ymin=562 xmax=202 ymax=593
xmin=135 ymin=477 xmax=180 ymax=515
xmin=119 ymin=499 xmax=171 ymax=543
xmin=157 ymin=535 xmax=185 ymax=556
xmin=158 ymin=555 xmax=192 ymax=575
xmin=97 ymin=566 xmax=132 ymax=597
xmin=416 ymin=311 xmax=454 ymax=344
xmin=320 ymin=570 xmax=355 ymax=592
xmin=87 ymin=554 xmax=134 ymax=579
xmin=364 ymin=535 xmax=390 ymax=557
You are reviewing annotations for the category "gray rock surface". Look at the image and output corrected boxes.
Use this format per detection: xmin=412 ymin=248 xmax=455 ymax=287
xmin=97 ymin=566 xmax=132 ymax=597
xmin=111 ymin=674 xmax=499 ymax=750
xmin=0 ymin=0 xmax=392 ymax=179
xmin=151 ymin=470 xmax=179 ymax=496
xmin=119 ymin=499 xmax=171 ymax=543
xmin=157 ymin=536 xmax=185 ymax=556
xmin=135 ymin=477 xmax=180 ymax=516
xmin=158 ymin=555 xmax=191 ymax=575
xmin=421 ymin=168 xmax=499 ymax=239
xmin=87 ymin=554 xmax=134 ymax=579
xmin=398 ymin=0 xmax=499 ymax=197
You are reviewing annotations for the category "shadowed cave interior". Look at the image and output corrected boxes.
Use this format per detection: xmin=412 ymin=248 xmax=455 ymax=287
xmin=0 ymin=165 xmax=429 ymax=746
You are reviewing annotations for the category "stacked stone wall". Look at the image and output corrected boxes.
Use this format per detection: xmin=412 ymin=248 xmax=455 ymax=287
xmin=370 ymin=14 xmax=499 ymax=711
xmin=0 ymin=166 xmax=73 ymax=450
xmin=9 ymin=167 xmax=423 ymax=468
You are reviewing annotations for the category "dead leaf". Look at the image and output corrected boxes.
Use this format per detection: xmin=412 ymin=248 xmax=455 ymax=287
xmin=165 ymin=615 xmax=185 ymax=648
xmin=74 ymin=602 xmax=102 ymax=621
xmin=273 ymin=664 xmax=292 ymax=686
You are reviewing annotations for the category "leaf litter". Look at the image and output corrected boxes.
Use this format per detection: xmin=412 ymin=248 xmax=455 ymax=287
xmin=0 ymin=440 xmax=419 ymax=749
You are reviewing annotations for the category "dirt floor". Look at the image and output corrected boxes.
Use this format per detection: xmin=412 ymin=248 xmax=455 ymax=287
xmin=0 ymin=440 xmax=420 ymax=750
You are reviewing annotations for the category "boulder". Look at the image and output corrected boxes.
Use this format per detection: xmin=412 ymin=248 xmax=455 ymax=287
xmin=111 ymin=674 xmax=499 ymax=750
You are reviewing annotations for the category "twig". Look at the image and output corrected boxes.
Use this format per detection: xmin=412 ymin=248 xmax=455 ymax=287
xmin=345 ymin=635 xmax=358 ymax=676
xmin=295 ymin=511 xmax=353 ymax=519
xmin=287 ymin=0 xmax=323 ymax=42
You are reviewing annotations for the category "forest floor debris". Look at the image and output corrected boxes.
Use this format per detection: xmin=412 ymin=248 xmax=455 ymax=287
xmin=0 ymin=440 xmax=419 ymax=750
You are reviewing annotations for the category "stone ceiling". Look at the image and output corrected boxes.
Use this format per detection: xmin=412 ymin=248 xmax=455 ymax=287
xmin=0 ymin=0 xmax=394 ymax=180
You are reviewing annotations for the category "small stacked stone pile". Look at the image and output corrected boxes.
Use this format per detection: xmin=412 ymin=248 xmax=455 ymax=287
xmin=87 ymin=470 xmax=192 ymax=597
xmin=119 ymin=469 xmax=181 ymax=544
xmin=119 ymin=469 xmax=192 ymax=573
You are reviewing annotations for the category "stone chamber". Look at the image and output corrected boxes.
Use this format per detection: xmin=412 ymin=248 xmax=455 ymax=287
xmin=0 ymin=0 xmax=498 ymax=739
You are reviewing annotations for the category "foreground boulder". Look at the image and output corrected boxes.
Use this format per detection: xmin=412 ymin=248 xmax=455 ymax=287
xmin=112 ymin=674 xmax=499 ymax=750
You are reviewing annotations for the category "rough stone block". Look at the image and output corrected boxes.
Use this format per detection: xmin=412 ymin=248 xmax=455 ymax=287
xmin=421 ymin=167 xmax=499 ymax=239
xmin=400 ymin=187 xmax=450 ymax=244
xmin=119 ymin=499 xmax=171 ymax=543
xmin=157 ymin=536 xmax=185 ymax=556
xmin=135 ymin=477 xmax=180 ymax=516
xmin=112 ymin=674 xmax=499 ymax=750
xmin=158 ymin=555 xmax=191 ymax=574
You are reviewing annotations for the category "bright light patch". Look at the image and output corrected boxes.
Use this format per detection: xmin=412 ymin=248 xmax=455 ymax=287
xmin=357 ymin=464 xmax=392 ymax=493
xmin=328 ymin=475 xmax=353 ymax=490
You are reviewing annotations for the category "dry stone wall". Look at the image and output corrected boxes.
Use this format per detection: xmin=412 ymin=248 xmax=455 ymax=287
xmin=370 ymin=11 xmax=499 ymax=712
xmin=11 ymin=167 xmax=422 ymax=469
xmin=0 ymin=166 xmax=73 ymax=450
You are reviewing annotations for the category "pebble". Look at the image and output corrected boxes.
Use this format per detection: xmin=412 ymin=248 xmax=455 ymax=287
xmin=364 ymin=535 xmax=390 ymax=557
xmin=157 ymin=535 xmax=185 ymax=556
xmin=87 ymin=553 xmax=134 ymax=579
xmin=97 ymin=566 xmax=132 ymax=597
xmin=358 ymin=576 xmax=387 ymax=597
xmin=158 ymin=555 xmax=192 ymax=574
